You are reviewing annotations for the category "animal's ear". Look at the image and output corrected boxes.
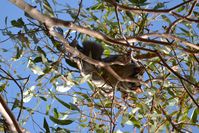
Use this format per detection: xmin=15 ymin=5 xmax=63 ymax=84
xmin=82 ymin=41 xmax=104 ymax=60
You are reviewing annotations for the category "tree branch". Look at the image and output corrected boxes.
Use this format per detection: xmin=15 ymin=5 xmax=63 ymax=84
xmin=0 ymin=95 xmax=24 ymax=133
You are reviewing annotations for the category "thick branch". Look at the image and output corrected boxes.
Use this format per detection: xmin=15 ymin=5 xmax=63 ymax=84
xmin=0 ymin=95 xmax=23 ymax=133
xmin=9 ymin=0 xmax=199 ymax=51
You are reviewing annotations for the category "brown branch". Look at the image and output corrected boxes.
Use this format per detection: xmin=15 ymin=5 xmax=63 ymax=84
xmin=65 ymin=0 xmax=83 ymax=39
xmin=122 ymin=33 xmax=199 ymax=50
xmin=167 ymin=0 xmax=197 ymax=33
xmin=0 ymin=95 xmax=23 ymax=133
xmin=171 ymin=12 xmax=199 ymax=23
xmin=51 ymin=29 xmax=148 ymax=87
xmin=0 ymin=67 xmax=24 ymax=120
xmin=9 ymin=0 xmax=199 ymax=51
xmin=157 ymin=106 xmax=183 ymax=133
xmin=179 ymin=79 xmax=199 ymax=109
xmin=9 ymin=0 xmax=199 ymax=107
xmin=106 ymin=0 xmax=199 ymax=23
xmin=106 ymin=0 xmax=194 ymax=14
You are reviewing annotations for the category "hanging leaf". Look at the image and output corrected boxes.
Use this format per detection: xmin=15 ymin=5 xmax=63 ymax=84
xmin=43 ymin=0 xmax=54 ymax=17
xmin=43 ymin=118 xmax=50 ymax=133
xmin=191 ymin=108 xmax=199 ymax=123
xmin=11 ymin=18 xmax=24 ymax=28
xmin=12 ymin=46 xmax=23 ymax=61
xmin=49 ymin=116 xmax=73 ymax=125
xmin=27 ymin=59 xmax=44 ymax=75
xmin=23 ymin=86 xmax=35 ymax=103
xmin=65 ymin=58 xmax=78 ymax=69
xmin=54 ymin=95 xmax=80 ymax=111
xmin=56 ymin=84 xmax=72 ymax=93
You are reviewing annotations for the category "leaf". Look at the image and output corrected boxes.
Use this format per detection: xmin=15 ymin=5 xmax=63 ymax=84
xmin=54 ymin=127 xmax=70 ymax=133
xmin=54 ymin=95 xmax=80 ymax=111
xmin=161 ymin=15 xmax=171 ymax=24
xmin=129 ymin=0 xmax=149 ymax=6
xmin=153 ymin=2 xmax=165 ymax=9
xmin=39 ymin=96 xmax=47 ymax=101
xmin=11 ymin=99 xmax=20 ymax=110
xmin=56 ymin=85 xmax=71 ymax=93
xmin=129 ymin=115 xmax=141 ymax=128
xmin=37 ymin=46 xmax=46 ymax=57
xmin=11 ymin=18 xmax=24 ymax=28
xmin=75 ymin=92 xmax=92 ymax=102
xmin=116 ymin=129 xmax=123 ymax=133
xmin=23 ymin=86 xmax=35 ymax=103
xmin=87 ymin=3 xmax=105 ymax=10
xmin=17 ymin=32 xmax=30 ymax=46
xmin=12 ymin=46 xmax=23 ymax=61
xmin=46 ymin=105 xmax=51 ymax=115
xmin=53 ymin=108 xmax=59 ymax=118
xmin=79 ymin=74 xmax=91 ymax=84
xmin=0 ymin=83 xmax=7 ymax=92
xmin=43 ymin=118 xmax=50 ymax=133
xmin=191 ymin=108 xmax=199 ymax=123
xmin=49 ymin=116 xmax=73 ymax=125
xmin=33 ymin=56 xmax=42 ymax=63
xmin=65 ymin=58 xmax=78 ymax=69
xmin=43 ymin=0 xmax=54 ymax=17
xmin=28 ymin=60 xmax=44 ymax=75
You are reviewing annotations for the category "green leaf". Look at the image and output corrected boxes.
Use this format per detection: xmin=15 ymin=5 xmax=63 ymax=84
xmin=33 ymin=56 xmax=42 ymax=63
xmin=129 ymin=115 xmax=141 ymax=128
xmin=11 ymin=99 xmax=20 ymax=110
xmin=161 ymin=15 xmax=171 ymax=24
xmin=49 ymin=116 xmax=73 ymax=125
xmin=11 ymin=18 xmax=24 ymax=28
xmin=54 ymin=95 xmax=80 ymax=111
xmin=176 ymin=6 xmax=185 ymax=12
xmin=43 ymin=118 xmax=50 ymax=133
xmin=12 ymin=46 xmax=23 ymax=61
xmin=54 ymin=127 xmax=70 ymax=133
xmin=39 ymin=96 xmax=47 ymax=101
xmin=46 ymin=105 xmax=51 ymax=115
xmin=23 ymin=86 xmax=35 ymax=103
xmin=53 ymin=108 xmax=59 ymax=118
xmin=43 ymin=0 xmax=54 ymax=17
xmin=87 ymin=3 xmax=105 ymax=10
xmin=129 ymin=0 xmax=149 ymax=6
xmin=191 ymin=108 xmax=199 ymax=123
xmin=37 ymin=46 xmax=46 ymax=57
xmin=65 ymin=58 xmax=78 ymax=69
xmin=153 ymin=2 xmax=165 ymax=9
xmin=75 ymin=92 xmax=92 ymax=102
xmin=17 ymin=32 xmax=30 ymax=47
xmin=0 ymin=83 xmax=7 ymax=92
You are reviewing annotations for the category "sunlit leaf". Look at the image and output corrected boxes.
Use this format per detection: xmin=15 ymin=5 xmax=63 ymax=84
xmin=191 ymin=108 xmax=199 ymax=123
xmin=27 ymin=59 xmax=44 ymax=75
xmin=56 ymin=85 xmax=71 ymax=93
xmin=23 ymin=86 xmax=35 ymax=103
xmin=49 ymin=116 xmax=73 ymax=125
xmin=43 ymin=0 xmax=54 ymax=17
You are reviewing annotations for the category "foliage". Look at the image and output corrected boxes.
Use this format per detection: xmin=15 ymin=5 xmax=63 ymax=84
xmin=0 ymin=0 xmax=199 ymax=132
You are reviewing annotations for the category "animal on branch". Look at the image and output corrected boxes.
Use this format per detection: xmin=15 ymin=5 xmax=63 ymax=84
xmin=71 ymin=41 xmax=144 ymax=98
